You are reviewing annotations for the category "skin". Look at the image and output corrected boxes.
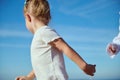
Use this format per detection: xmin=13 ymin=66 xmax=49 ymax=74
xmin=16 ymin=12 xmax=96 ymax=80
xmin=107 ymin=43 xmax=118 ymax=55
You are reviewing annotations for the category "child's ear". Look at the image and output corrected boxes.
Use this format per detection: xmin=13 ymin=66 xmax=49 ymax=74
xmin=25 ymin=13 xmax=31 ymax=22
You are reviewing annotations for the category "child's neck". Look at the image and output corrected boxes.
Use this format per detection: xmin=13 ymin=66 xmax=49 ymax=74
xmin=33 ymin=20 xmax=46 ymax=33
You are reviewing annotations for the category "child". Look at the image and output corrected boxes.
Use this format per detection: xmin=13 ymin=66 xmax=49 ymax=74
xmin=16 ymin=0 xmax=96 ymax=80
xmin=106 ymin=12 xmax=120 ymax=58
xmin=106 ymin=28 xmax=120 ymax=58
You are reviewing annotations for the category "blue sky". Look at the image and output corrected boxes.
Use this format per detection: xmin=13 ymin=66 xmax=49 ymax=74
xmin=0 ymin=0 xmax=120 ymax=80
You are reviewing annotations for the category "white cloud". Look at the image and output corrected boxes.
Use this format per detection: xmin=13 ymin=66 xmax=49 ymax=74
xmin=0 ymin=29 xmax=32 ymax=38
xmin=55 ymin=25 xmax=117 ymax=43
xmin=59 ymin=0 xmax=117 ymax=18
xmin=0 ymin=29 xmax=32 ymax=48
xmin=0 ymin=43 xmax=29 ymax=48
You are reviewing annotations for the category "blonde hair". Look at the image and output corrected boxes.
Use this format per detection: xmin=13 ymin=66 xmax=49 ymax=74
xmin=24 ymin=0 xmax=51 ymax=25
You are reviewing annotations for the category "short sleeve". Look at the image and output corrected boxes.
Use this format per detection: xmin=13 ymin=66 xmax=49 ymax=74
xmin=112 ymin=27 xmax=120 ymax=45
xmin=113 ymin=33 xmax=120 ymax=45
xmin=112 ymin=29 xmax=120 ymax=52
xmin=42 ymin=28 xmax=61 ymax=44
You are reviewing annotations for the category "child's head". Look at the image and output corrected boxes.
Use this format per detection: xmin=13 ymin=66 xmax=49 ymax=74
xmin=24 ymin=0 xmax=51 ymax=25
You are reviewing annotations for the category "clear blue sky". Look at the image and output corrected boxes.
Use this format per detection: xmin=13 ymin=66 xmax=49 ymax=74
xmin=0 ymin=0 xmax=120 ymax=80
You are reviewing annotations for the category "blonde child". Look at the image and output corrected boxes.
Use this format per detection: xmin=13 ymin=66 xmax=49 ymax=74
xmin=16 ymin=0 xmax=96 ymax=80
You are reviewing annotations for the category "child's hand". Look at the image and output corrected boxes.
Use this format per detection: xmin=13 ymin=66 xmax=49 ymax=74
xmin=83 ymin=64 xmax=96 ymax=76
xmin=16 ymin=70 xmax=35 ymax=80
xmin=107 ymin=43 xmax=118 ymax=54
xmin=15 ymin=76 xmax=32 ymax=80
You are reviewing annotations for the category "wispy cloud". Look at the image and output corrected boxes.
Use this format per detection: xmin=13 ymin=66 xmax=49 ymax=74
xmin=0 ymin=29 xmax=32 ymax=48
xmin=0 ymin=43 xmax=29 ymax=48
xmin=59 ymin=0 xmax=117 ymax=18
xmin=55 ymin=25 xmax=117 ymax=43
xmin=0 ymin=29 xmax=32 ymax=38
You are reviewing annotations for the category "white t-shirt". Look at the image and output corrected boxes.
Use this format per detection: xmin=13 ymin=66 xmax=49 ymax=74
xmin=113 ymin=26 xmax=120 ymax=45
xmin=112 ymin=26 xmax=120 ymax=53
xmin=31 ymin=26 xmax=68 ymax=80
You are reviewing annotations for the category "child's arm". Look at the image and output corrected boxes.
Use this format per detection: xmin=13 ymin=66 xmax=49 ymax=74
xmin=49 ymin=38 xmax=96 ymax=76
xmin=27 ymin=70 xmax=35 ymax=80
xmin=16 ymin=70 xmax=35 ymax=80
xmin=106 ymin=29 xmax=120 ymax=55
